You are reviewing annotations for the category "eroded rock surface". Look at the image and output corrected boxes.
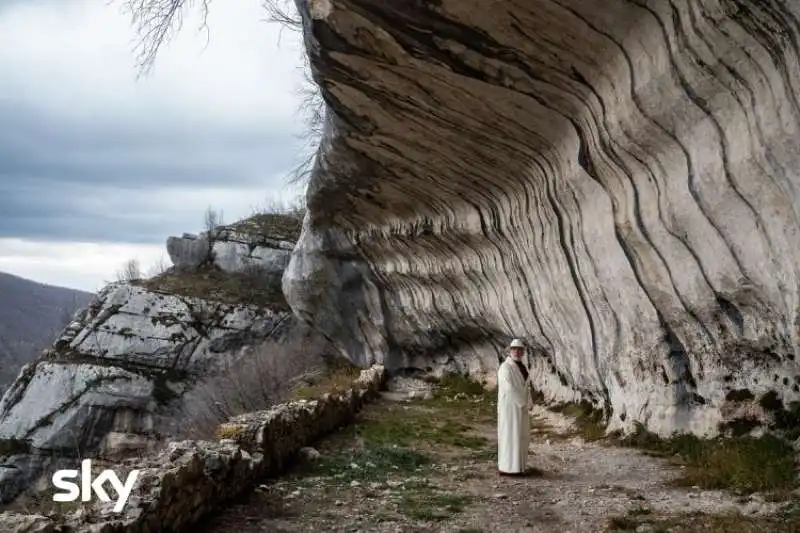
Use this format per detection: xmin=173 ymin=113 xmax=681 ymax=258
xmin=0 ymin=282 xmax=293 ymax=503
xmin=285 ymin=0 xmax=800 ymax=436
xmin=168 ymin=215 xmax=300 ymax=279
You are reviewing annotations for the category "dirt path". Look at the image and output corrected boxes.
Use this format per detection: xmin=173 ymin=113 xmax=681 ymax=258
xmin=200 ymin=387 xmax=795 ymax=533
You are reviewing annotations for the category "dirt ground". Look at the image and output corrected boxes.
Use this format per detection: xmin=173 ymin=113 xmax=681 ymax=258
xmin=200 ymin=385 xmax=799 ymax=533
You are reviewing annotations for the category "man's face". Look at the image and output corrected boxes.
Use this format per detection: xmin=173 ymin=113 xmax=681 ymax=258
xmin=510 ymin=347 xmax=523 ymax=359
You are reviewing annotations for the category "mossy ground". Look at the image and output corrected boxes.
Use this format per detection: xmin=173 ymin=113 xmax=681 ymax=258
xmin=226 ymin=212 xmax=303 ymax=241
xmin=138 ymin=265 xmax=289 ymax=310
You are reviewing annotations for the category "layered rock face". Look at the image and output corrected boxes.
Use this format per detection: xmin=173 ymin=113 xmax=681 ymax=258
xmin=285 ymin=0 xmax=800 ymax=436
xmin=0 ymin=215 xmax=302 ymax=502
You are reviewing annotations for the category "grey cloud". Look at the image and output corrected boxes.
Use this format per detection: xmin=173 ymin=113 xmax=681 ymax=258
xmin=0 ymin=98 xmax=305 ymax=244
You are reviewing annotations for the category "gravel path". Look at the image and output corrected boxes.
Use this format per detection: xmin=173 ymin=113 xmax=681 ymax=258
xmin=200 ymin=395 xmax=788 ymax=533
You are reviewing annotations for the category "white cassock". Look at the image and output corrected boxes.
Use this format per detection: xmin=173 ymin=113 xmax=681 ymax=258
xmin=497 ymin=356 xmax=530 ymax=474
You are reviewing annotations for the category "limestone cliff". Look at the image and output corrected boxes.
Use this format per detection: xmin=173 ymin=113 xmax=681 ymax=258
xmin=0 ymin=214 xmax=303 ymax=503
xmin=284 ymin=0 xmax=800 ymax=437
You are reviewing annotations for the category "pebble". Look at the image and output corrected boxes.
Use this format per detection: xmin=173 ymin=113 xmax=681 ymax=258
xmin=493 ymin=493 xmax=508 ymax=499
xmin=300 ymin=446 xmax=321 ymax=460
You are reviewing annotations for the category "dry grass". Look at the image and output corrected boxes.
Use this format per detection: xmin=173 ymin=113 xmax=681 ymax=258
xmin=138 ymin=264 xmax=289 ymax=311
xmin=292 ymin=358 xmax=363 ymax=400
xmin=226 ymin=211 xmax=303 ymax=241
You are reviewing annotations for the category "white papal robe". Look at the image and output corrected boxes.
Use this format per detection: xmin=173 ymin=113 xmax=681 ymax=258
xmin=497 ymin=356 xmax=530 ymax=474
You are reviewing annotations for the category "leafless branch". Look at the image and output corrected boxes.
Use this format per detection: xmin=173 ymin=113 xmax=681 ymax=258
xmin=118 ymin=0 xmax=211 ymax=75
xmin=116 ymin=258 xmax=142 ymax=282
xmin=120 ymin=0 xmax=326 ymax=184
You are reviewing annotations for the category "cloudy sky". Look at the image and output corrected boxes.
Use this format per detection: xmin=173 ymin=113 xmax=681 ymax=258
xmin=0 ymin=0 xmax=309 ymax=292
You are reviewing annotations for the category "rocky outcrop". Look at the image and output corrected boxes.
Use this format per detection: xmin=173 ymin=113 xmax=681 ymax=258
xmin=0 ymin=282 xmax=293 ymax=503
xmin=0 ymin=213 xmax=306 ymax=503
xmin=285 ymin=0 xmax=800 ymax=437
xmin=168 ymin=214 xmax=301 ymax=279
xmin=0 ymin=366 xmax=385 ymax=533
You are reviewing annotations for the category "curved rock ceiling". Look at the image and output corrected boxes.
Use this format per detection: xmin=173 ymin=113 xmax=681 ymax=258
xmin=284 ymin=0 xmax=800 ymax=436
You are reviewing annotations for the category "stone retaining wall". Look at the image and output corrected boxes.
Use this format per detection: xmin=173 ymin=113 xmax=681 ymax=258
xmin=0 ymin=365 xmax=385 ymax=533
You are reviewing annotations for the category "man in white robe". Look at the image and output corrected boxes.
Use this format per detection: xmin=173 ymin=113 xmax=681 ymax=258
xmin=497 ymin=338 xmax=531 ymax=475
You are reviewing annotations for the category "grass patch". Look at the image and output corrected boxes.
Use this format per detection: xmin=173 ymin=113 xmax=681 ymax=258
xmin=397 ymin=489 xmax=472 ymax=522
xmin=605 ymin=510 xmax=800 ymax=532
xmin=549 ymin=401 xmax=607 ymax=441
xmin=619 ymin=424 xmax=797 ymax=494
xmin=139 ymin=265 xmax=288 ymax=310
xmin=336 ymin=373 xmax=494 ymax=451
xmin=425 ymin=373 xmax=497 ymax=421
xmin=226 ymin=212 xmax=303 ymax=240
xmin=293 ymin=359 xmax=363 ymax=400
xmin=295 ymin=445 xmax=431 ymax=484
xmin=356 ymin=412 xmax=488 ymax=450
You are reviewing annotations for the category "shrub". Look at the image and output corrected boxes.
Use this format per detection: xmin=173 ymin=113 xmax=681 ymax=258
xmin=116 ymin=258 xmax=142 ymax=282
xmin=162 ymin=326 xmax=334 ymax=439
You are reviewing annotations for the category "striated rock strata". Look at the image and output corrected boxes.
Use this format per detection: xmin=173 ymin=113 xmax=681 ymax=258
xmin=285 ymin=0 xmax=800 ymax=436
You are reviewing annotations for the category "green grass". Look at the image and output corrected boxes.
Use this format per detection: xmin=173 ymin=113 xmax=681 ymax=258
xmin=355 ymin=413 xmax=488 ymax=449
xmin=295 ymin=445 xmax=431 ymax=484
xmin=619 ymin=423 xmax=797 ymax=494
xmin=346 ymin=373 xmax=494 ymax=451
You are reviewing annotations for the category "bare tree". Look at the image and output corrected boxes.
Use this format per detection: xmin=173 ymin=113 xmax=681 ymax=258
xmin=120 ymin=0 xmax=211 ymax=75
xmin=203 ymin=205 xmax=224 ymax=233
xmin=119 ymin=0 xmax=325 ymax=186
xmin=116 ymin=259 xmax=142 ymax=282
xmin=160 ymin=329 xmax=331 ymax=439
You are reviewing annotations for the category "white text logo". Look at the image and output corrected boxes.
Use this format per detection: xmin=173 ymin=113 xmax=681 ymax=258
xmin=52 ymin=459 xmax=140 ymax=513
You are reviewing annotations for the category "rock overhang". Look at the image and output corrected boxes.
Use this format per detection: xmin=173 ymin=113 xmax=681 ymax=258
xmin=286 ymin=0 xmax=800 ymax=436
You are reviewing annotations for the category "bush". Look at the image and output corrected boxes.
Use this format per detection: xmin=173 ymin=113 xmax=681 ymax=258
xmin=116 ymin=258 xmax=142 ymax=282
xmin=162 ymin=326 xmax=334 ymax=439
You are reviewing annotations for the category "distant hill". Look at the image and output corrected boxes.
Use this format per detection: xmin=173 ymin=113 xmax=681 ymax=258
xmin=0 ymin=271 xmax=93 ymax=395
